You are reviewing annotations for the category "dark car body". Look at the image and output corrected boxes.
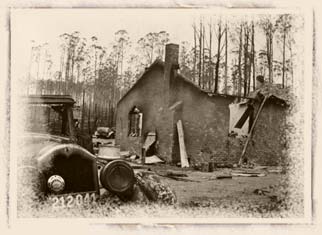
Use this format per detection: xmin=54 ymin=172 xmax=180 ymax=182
xmin=20 ymin=95 xmax=134 ymax=201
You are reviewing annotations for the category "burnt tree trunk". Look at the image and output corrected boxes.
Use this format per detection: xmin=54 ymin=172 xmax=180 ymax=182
xmin=224 ymin=23 xmax=228 ymax=94
xmin=214 ymin=21 xmax=222 ymax=93
xmin=198 ymin=20 xmax=202 ymax=87
xmin=237 ymin=25 xmax=243 ymax=98
xmin=88 ymin=92 xmax=92 ymax=134
xmin=266 ymin=23 xmax=274 ymax=84
xmin=270 ymin=26 xmax=274 ymax=84
xmin=282 ymin=28 xmax=286 ymax=88
xmin=243 ymin=26 xmax=249 ymax=97
xmin=65 ymin=43 xmax=72 ymax=94
xmin=193 ymin=24 xmax=197 ymax=83
xmin=208 ymin=23 xmax=213 ymax=91
xmin=202 ymin=25 xmax=206 ymax=89
xmin=59 ymin=47 xmax=66 ymax=94
xmin=251 ymin=22 xmax=256 ymax=91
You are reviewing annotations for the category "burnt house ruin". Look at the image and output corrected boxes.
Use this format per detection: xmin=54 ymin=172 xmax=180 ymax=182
xmin=116 ymin=43 xmax=288 ymax=166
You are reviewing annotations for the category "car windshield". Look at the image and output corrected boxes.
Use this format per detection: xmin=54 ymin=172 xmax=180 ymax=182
xmin=25 ymin=103 xmax=70 ymax=136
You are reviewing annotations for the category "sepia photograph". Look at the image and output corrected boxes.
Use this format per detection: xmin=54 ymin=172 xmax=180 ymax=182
xmin=6 ymin=6 xmax=313 ymax=224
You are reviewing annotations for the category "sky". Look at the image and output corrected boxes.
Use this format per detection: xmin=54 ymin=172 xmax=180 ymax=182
xmin=11 ymin=8 xmax=302 ymax=83
xmin=11 ymin=8 xmax=204 ymax=79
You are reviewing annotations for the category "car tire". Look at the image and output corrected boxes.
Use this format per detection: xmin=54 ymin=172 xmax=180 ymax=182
xmin=99 ymin=160 xmax=135 ymax=199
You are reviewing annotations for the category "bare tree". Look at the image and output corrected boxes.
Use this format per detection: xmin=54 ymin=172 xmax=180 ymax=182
xmin=208 ymin=21 xmax=213 ymax=91
xmin=214 ymin=19 xmax=224 ymax=93
xmin=202 ymin=24 xmax=206 ymax=89
xmin=224 ymin=22 xmax=228 ymax=94
xmin=198 ymin=19 xmax=202 ymax=87
xmin=114 ymin=30 xmax=130 ymax=96
xmin=237 ymin=24 xmax=243 ymax=97
xmin=192 ymin=23 xmax=197 ymax=83
xmin=259 ymin=16 xmax=276 ymax=84
xmin=243 ymin=23 xmax=250 ymax=97
xmin=275 ymin=14 xmax=293 ymax=88
xmin=27 ymin=40 xmax=36 ymax=95
xmin=251 ymin=21 xmax=256 ymax=91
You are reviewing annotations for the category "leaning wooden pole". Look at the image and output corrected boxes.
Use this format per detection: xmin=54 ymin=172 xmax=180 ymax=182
xmin=238 ymin=95 xmax=269 ymax=165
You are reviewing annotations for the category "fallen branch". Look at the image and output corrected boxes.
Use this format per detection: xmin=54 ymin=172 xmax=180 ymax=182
xmin=231 ymin=172 xmax=266 ymax=177
xmin=165 ymin=171 xmax=188 ymax=177
xmin=156 ymin=172 xmax=199 ymax=182
xmin=216 ymin=175 xmax=233 ymax=179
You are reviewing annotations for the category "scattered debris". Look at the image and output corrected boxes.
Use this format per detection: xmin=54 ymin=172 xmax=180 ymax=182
xmin=93 ymin=141 xmax=101 ymax=148
xmin=100 ymin=141 xmax=113 ymax=147
xmin=126 ymin=162 xmax=149 ymax=170
xmin=97 ymin=146 xmax=121 ymax=160
xmin=267 ymin=167 xmax=283 ymax=174
xmin=267 ymin=169 xmax=282 ymax=174
xmin=165 ymin=171 xmax=188 ymax=177
xmin=216 ymin=175 xmax=233 ymax=179
xmin=200 ymin=162 xmax=209 ymax=172
xmin=130 ymin=155 xmax=139 ymax=160
xmin=253 ymin=188 xmax=270 ymax=196
xmin=240 ymin=162 xmax=256 ymax=169
xmin=160 ymin=175 xmax=199 ymax=182
xmin=155 ymin=170 xmax=198 ymax=182
xmin=216 ymin=163 xmax=234 ymax=168
xmin=231 ymin=172 xmax=266 ymax=177
xmin=145 ymin=155 xmax=164 ymax=164
xmin=207 ymin=176 xmax=217 ymax=181
xmin=97 ymin=155 xmax=121 ymax=161
xmin=120 ymin=151 xmax=131 ymax=158
xmin=192 ymin=163 xmax=201 ymax=171
xmin=208 ymin=162 xmax=215 ymax=172
xmin=194 ymin=162 xmax=214 ymax=172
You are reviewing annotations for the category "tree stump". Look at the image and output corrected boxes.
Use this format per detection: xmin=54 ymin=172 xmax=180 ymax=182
xmin=134 ymin=171 xmax=177 ymax=205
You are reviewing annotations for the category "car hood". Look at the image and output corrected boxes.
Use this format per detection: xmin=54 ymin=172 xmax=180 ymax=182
xmin=19 ymin=132 xmax=72 ymax=165
xmin=22 ymin=132 xmax=71 ymax=143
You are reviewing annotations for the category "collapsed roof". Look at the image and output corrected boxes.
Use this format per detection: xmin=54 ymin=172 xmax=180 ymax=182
xmin=248 ymin=83 xmax=291 ymax=106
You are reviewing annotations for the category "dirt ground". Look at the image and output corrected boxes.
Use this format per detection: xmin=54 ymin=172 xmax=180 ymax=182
xmin=97 ymin=142 xmax=284 ymax=207
xmin=17 ymin=143 xmax=289 ymax=218
xmin=17 ymin=141 xmax=285 ymax=218
xmin=136 ymin=164 xmax=282 ymax=206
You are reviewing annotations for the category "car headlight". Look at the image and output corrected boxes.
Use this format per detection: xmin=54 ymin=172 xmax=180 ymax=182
xmin=47 ymin=175 xmax=65 ymax=193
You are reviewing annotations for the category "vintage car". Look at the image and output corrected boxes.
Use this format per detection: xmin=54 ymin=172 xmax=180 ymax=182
xmin=94 ymin=127 xmax=115 ymax=139
xmin=19 ymin=95 xmax=135 ymax=206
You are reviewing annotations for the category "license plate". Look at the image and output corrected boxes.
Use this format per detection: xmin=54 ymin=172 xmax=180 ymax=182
xmin=49 ymin=191 xmax=98 ymax=209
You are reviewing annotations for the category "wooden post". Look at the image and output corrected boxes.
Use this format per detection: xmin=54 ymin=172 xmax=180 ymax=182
xmin=238 ymin=95 xmax=269 ymax=165
xmin=177 ymin=120 xmax=189 ymax=168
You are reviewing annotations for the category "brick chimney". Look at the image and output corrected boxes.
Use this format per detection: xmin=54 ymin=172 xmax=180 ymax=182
xmin=164 ymin=43 xmax=179 ymax=107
